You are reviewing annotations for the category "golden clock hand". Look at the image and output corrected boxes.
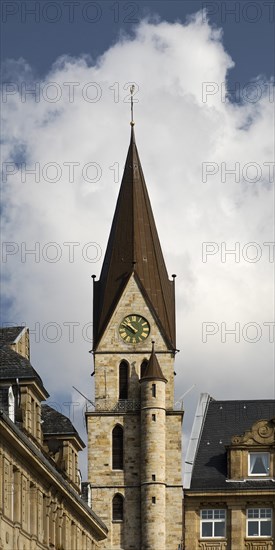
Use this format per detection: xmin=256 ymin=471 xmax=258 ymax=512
xmin=122 ymin=321 xmax=138 ymax=333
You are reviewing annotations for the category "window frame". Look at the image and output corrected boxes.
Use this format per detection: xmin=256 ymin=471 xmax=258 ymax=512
xmin=200 ymin=509 xmax=226 ymax=539
xmin=248 ymin=452 xmax=270 ymax=477
xmin=112 ymin=493 xmax=124 ymax=522
xmin=119 ymin=360 xmax=129 ymax=400
xmin=246 ymin=508 xmax=272 ymax=538
xmin=112 ymin=424 xmax=124 ymax=470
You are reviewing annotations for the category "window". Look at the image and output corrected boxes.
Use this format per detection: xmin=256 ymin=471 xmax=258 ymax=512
xmin=8 ymin=386 xmax=15 ymax=422
xmin=152 ymin=414 xmax=156 ymax=422
xmin=112 ymin=425 xmax=123 ymax=469
xmin=119 ymin=361 xmax=128 ymax=399
xmin=201 ymin=509 xmax=226 ymax=538
xmin=247 ymin=508 xmax=272 ymax=537
xmin=249 ymin=452 xmax=270 ymax=476
xmin=152 ymin=384 xmax=156 ymax=398
xmin=113 ymin=494 xmax=123 ymax=521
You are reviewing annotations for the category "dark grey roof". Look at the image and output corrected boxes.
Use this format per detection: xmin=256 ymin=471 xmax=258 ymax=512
xmin=41 ymin=404 xmax=85 ymax=447
xmin=190 ymin=398 xmax=275 ymax=491
xmin=0 ymin=387 xmax=9 ymax=414
xmin=81 ymin=482 xmax=91 ymax=504
xmin=0 ymin=344 xmax=48 ymax=396
xmin=0 ymin=326 xmax=25 ymax=343
xmin=93 ymin=127 xmax=176 ymax=351
xmin=140 ymin=344 xmax=167 ymax=382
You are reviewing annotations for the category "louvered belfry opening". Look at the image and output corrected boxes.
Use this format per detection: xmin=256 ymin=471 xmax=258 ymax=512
xmin=119 ymin=360 xmax=128 ymax=399
xmin=112 ymin=425 xmax=124 ymax=470
xmin=112 ymin=493 xmax=124 ymax=521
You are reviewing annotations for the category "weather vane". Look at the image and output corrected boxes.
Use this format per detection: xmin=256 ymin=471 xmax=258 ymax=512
xmin=130 ymin=84 xmax=135 ymax=126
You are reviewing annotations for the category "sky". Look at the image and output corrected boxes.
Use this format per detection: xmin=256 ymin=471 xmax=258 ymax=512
xmin=1 ymin=0 xmax=274 ymax=476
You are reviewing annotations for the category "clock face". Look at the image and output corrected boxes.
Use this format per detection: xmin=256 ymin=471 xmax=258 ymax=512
xmin=119 ymin=315 xmax=150 ymax=344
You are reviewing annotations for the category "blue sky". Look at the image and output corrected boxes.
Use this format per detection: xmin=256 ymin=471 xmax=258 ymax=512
xmin=1 ymin=1 xmax=274 ymax=475
xmin=2 ymin=1 xmax=274 ymax=89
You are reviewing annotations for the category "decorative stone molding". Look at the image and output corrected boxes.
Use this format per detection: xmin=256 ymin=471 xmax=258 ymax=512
xmin=231 ymin=418 xmax=275 ymax=446
xmin=94 ymin=399 xmax=141 ymax=412
xmin=245 ymin=540 xmax=273 ymax=550
xmin=199 ymin=541 xmax=227 ymax=550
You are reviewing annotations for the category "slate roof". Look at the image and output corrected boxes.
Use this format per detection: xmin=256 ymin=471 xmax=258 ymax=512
xmin=189 ymin=398 xmax=275 ymax=491
xmin=0 ymin=343 xmax=48 ymax=395
xmin=140 ymin=343 xmax=167 ymax=382
xmin=0 ymin=326 xmax=25 ymax=344
xmin=41 ymin=404 xmax=85 ymax=447
xmin=93 ymin=127 xmax=176 ymax=350
xmin=0 ymin=387 xmax=9 ymax=414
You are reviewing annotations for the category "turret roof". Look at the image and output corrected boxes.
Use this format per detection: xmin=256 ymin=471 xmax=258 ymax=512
xmin=140 ymin=343 xmax=167 ymax=382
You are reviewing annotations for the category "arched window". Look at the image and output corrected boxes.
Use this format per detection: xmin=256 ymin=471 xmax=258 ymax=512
xmin=112 ymin=493 xmax=124 ymax=521
xmin=119 ymin=361 xmax=128 ymax=399
xmin=140 ymin=359 xmax=148 ymax=379
xmin=8 ymin=386 xmax=15 ymax=422
xmin=112 ymin=425 xmax=123 ymax=470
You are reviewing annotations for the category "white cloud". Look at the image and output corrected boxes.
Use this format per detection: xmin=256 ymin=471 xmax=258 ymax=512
xmin=1 ymin=12 xmax=274 ymax=474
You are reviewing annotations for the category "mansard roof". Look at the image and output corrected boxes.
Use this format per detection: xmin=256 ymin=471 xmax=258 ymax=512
xmin=93 ymin=127 xmax=175 ymax=350
xmin=0 ymin=343 xmax=48 ymax=397
xmin=186 ymin=395 xmax=275 ymax=492
xmin=0 ymin=326 xmax=25 ymax=343
xmin=41 ymin=404 xmax=85 ymax=448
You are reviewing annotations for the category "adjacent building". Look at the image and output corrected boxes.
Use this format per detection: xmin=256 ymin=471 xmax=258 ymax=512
xmin=184 ymin=393 xmax=275 ymax=550
xmin=0 ymin=326 xmax=107 ymax=549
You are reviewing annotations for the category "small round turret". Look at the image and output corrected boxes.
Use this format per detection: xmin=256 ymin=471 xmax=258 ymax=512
xmin=140 ymin=343 xmax=167 ymax=550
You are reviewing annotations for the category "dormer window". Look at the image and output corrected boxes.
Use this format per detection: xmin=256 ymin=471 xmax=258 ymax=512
xmin=8 ymin=386 xmax=15 ymax=422
xmin=249 ymin=452 xmax=270 ymax=476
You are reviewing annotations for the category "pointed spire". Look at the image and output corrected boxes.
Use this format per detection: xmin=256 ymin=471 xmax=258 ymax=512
xmin=93 ymin=127 xmax=176 ymax=350
xmin=140 ymin=341 xmax=167 ymax=382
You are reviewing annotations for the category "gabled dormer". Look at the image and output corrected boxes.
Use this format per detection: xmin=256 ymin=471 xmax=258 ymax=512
xmin=0 ymin=326 xmax=49 ymax=444
xmin=41 ymin=404 xmax=85 ymax=491
xmin=228 ymin=417 xmax=275 ymax=480
xmin=2 ymin=325 xmax=30 ymax=359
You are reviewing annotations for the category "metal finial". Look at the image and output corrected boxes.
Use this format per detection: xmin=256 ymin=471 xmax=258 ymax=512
xmin=130 ymin=84 xmax=135 ymax=126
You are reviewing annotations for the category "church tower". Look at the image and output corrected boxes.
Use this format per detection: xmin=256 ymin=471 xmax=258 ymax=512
xmin=86 ymin=109 xmax=183 ymax=549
